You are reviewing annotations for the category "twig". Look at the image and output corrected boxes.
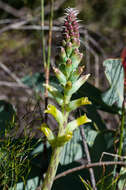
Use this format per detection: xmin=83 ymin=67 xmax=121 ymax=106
xmin=0 ymin=61 xmax=24 ymax=86
xmin=0 ymin=61 xmax=31 ymax=95
xmin=0 ymin=24 xmax=61 ymax=33
xmin=100 ymin=152 xmax=126 ymax=162
xmin=0 ymin=20 xmax=31 ymax=35
xmin=0 ymin=19 xmax=17 ymax=24
xmin=55 ymin=161 xmax=126 ymax=180
xmin=80 ymin=127 xmax=97 ymax=190
xmin=0 ymin=81 xmax=29 ymax=88
xmin=0 ymin=1 xmax=25 ymax=18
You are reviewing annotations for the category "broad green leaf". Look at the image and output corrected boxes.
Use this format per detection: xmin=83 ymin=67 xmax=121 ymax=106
xmin=102 ymin=59 xmax=124 ymax=109
xmin=90 ymin=131 xmax=115 ymax=162
xmin=76 ymin=82 xmax=120 ymax=114
xmin=84 ymin=125 xmax=98 ymax=147
xmin=11 ymin=176 xmax=40 ymax=190
xmin=22 ymin=72 xmax=45 ymax=93
xmin=66 ymin=114 xmax=91 ymax=132
xmin=122 ymin=130 xmax=126 ymax=155
xmin=118 ymin=167 xmax=126 ymax=190
xmin=45 ymin=104 xmax=63 ymax=125
xmin=85 ymin=105 xmax=107 ymax=131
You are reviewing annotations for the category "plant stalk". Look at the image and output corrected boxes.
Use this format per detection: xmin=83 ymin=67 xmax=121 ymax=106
xmin=118 ymin=99 xmax=125 ymax=156
xmin=47 ymin=0 xmax=53 ymax=70
xmin=41 ymin=146 xmax=62 ymax=190
xmin=41 ymin=0 xmax=46 ymax=68
xmin=44 ymin=0 xmax=53 ymax=120
xmin=112 ymin=98 xmax=125 ymax=190
xmin=80 ymin=126 xmax=97 ymax=190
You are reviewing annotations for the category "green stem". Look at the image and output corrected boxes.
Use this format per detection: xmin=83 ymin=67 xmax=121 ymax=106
xmin=118 ymin=100 xmax=125 ymax=156
xmin=47 ymin=0 xmax=53 ymax=70
xmin=41 ymin=0 xmax=46 ymax=68
xmin=112 ymin=99 xmax=125 ymax=190
xmin=45 ymin=0 xmax=53 ymax=119
xmin=41 ymin=146 xmax=62 ymax=190
xmin=42 ymin=92 xmax=68 ymax=190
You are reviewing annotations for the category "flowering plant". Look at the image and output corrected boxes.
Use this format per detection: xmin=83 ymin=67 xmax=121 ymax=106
xmin=41 ymin=8 xmax=91 ymax=190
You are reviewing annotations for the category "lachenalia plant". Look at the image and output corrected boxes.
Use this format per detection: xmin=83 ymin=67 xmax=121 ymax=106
xmin=41 ymin=8 xmax=91 ymax=190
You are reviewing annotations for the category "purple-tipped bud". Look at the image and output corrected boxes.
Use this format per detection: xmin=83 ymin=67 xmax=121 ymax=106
xmin=66 ymin=58 xmax=72 ymax=66
xmin=66 ymin=42 xmax=73 ymax=57
xmin=70 ymin=48 xmax=83 ymax=70
xmin=60 ymin=47 xmax=67 ymax=61
xmin=72 ymin=38 xmax=80 ymax=48
xmin=62 ymin=40 xmax=66 ymax=47
xmin=65 ymin=81 xmax=72 ymax=89
xmin=63 ymin=8 xmax=80 ymax=42
xmin=78 ymin=66 xmax=85 ymax=75
xmin=65 ymin=58 xmax=73 ymax=78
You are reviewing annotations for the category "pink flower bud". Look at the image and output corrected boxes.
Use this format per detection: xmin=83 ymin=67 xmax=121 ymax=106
xmin=63 ymin=8 xmax=80 ymax=42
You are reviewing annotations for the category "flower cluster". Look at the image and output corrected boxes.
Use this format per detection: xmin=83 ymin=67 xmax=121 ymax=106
xmin=63 ymin=8 xmax=80 ymax=43
xmin=56 ymin=8 xmax=86 ymax=98
xmin=42 ymin=8 xmax=91 ymax=147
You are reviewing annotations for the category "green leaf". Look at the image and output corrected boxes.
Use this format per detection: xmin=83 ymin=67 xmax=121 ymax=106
xmin=40 ymin=123 xmax=55 ymax=143
xmin=53 ymin=67 xmax=67 ymax=86
xmin=85 ymin=105 xmax=107 ymax=131
xmin=65 ymin=59 xmax=73 ymax=78
xmin=65 ymin=74 xmax=90 ymax=103
xmin=84 ymin=125 xmax=98 ymax=147
xmin=22 ymin=72 xmax=45 ymax=93
xmin=66 ymin=97 xmax=91 ymax=112
xmin=44 ymin=84 xmax=63 ymax=105
xmin=70 ymin=49 xmax=83 ymax=71
xmin=75 ymin=82 xmax=120 ymax=114
xmin=69 ymin=66 xmax=84 ymax=83
xmin=45 ymin=104 xmax=63 ymax=125
xmin=102 ymin=59 xmax=124 ymax=109
xmin=66 ymin=114 xmax=91 ymax=132
xmin=118 ymin=167 xmax=126 ymax=190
